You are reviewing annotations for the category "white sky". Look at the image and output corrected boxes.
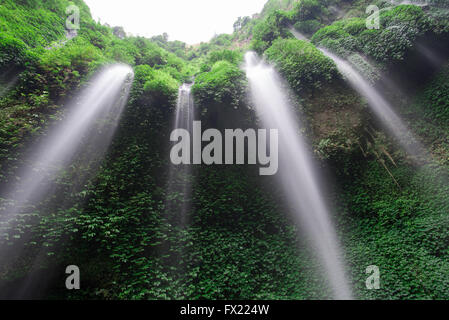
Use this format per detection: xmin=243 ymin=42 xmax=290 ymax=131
xmin=83 ymin=0 xmax=267 ymax=44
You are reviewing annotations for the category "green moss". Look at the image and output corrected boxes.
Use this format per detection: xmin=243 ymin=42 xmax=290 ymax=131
xmin=339 ymin=161 xmax=449 ymax=299
xmin=419 ymin=64 xmax=449 ymax=123
xmin=192 ymin=60 xmax=247 ymax=109
xmin=0 ymin=34 xmax=32 ymax=68
xmin=207 ymin=49 xmax=243 ymax=66
xmin=143 ymin=69 xmax=179 ymax=105
xmin=291 ymin=0 xmax=323 ymax=21
xmin=265 ymin=38 xmax=339 ymax=93
xmin=250 ymin=10 xmax=293 ymax=54
xmin=310 ymin=5 xmax=438 ymax=62
xmin=0 ymin=0 xmax=66 ymax=47
xmin=1 ymin=0 xmax=449 ymax=301
xmin=293 ymin=19 xmax=323 ymax=36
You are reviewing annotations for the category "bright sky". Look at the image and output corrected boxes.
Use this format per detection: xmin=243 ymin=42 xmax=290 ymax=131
xmin=84 ymin=0 xmax=267 ymax=44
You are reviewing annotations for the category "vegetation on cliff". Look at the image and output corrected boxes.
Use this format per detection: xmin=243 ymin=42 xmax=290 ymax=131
xmin=0 ymin=0 xmax=448 ymax=300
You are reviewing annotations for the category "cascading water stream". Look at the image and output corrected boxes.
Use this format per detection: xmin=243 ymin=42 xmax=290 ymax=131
xmin=289 ymin=28 xmax=308 ymax=41
xmin=158 ymin=83 xmax=195 ymax=298
xmin=0 ymin=64 xmax=134 ymax=235
xmin=165 ymin=83 xmax=195 ymax=224
xmin=0 ymin=69 xmax=20 ymax=97
xmin=245 ymin=52 xmax=353 ymax=300
xmin=289 ymin=30 xmax=424 ymax=157
xmin=387 ymin=0 xmax=429 ymax=6
xmin=319 ymin=48 xmax=425 ymax=158
xmin=415 ymin=43 xmax=446 ymax=68
xmin=0 ymin=78 xmax=16 ymax=97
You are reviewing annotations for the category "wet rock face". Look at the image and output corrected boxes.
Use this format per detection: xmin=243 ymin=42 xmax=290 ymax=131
xmin=313 ymin=107 xmax=363 ymax=139
xmin=298 ymin=83 xmax=367 ymax=164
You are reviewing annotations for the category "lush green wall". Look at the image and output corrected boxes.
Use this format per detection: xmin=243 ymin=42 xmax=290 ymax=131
xmin=1 ymin=0 xmax=448 ymax=300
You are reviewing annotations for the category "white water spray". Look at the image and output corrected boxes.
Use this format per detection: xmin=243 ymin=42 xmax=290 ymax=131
xmin=175 ymin=83 xmax=194 ymax=135
xmin=245 ymin=52 xmax=353 ymax=300
xmin=387 ymin=0 xmax=429 ymax=7
xmin=0 ymin=78 xmax=17 ymax=97
xmin=415 ymin=43 xmax=445 ymax=68
xmin=0 ymin=69 xmax=20 ymax=97
xmin=289 ymin=28 xmax=308 ymax=41
xmin=319 ymin=48 xmax=424 ymax=157
xmin=0 ymin=64 xmax=134 ymax=232
xmin=165 ymin=83 xmax=195 ymax=223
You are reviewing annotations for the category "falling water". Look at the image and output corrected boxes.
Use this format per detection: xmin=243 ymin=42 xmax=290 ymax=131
xmin=289 ymin=28 xmax=308 ymax=41
xmin=0 ymin=64 xmax=134 ymax=234
xmin=0 ymin=69 xmax=20 ymax=97
xmin=160 ymin=83 xmax=195 ymax=298
xmin=165 ymin=83 xmax=195 ymax=224
xmin=245 ymin=52 xmax=353 ymax=300
xmin=319 ymin=48 xmax=424 ymax=157
xmin=0 ymin=78 xmax=16 ymax=97
xmin=288 ymin=30 xmax=426 ymax=157
xmin=415 ymin=43 xmax=445 ymax=68
xmin=387 ymin=0 xmax=429 ymax=7
xmin=174 ymin=84 xmax=194 ymax=137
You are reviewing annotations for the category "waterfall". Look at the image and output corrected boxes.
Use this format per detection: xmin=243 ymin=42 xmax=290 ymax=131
xmin=0 ymin=77 xmax=17 ymax=97
xmin=245 ymin=52 xmax=353 ymax=300
xmin=387 ymin=0 xmax=429 ymax=6
xmin=288 ymin=30 xmax=423 ymax=157
xmin=0 ymin=69 xmax=20 ymax=97
xmin=415 ymin=43 xmax=445 ymax=68
xmin=319 ymin=48 xmax=424 ymax=157
xmin=165 ymin=83 xmax=195 ymax=224
xmin=0 ymin=64 xmax=134 ymax=236
xmin=289 ymin=28 xmax=308 ymax=41
xmin=174 ymin=84 xmax=194 ymax=136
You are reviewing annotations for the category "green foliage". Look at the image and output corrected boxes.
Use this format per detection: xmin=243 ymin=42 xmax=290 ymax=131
xmin=287 ymin=0 xmax=334 ymax=36
xmin=265 ymin=38 xmax=339 ymax=93
xmin=36 ymin=37 xmax=105 ymax=99
xmin=185 ymin=34 xmax=241 ymax=68
xmin=143 ymin=69 xmax=179 ymax=105
xmin=291 ymin=0 xmax=323 ymax=21
xmin=210 ymin=34 xmax=233 ymax=47
xmin=196 ymin=49 xmax=244 ymax=77
xmin=428 ymin=0 xmax=449 ymax=6
xmin=0 ymin=0 xmax=66 ymax=47
xmin=427 ymin=5 xmax=449 ymax=34
xmin=192 ymin=60 xmax=247 ymax=109
xmin=250 ymin=10 xmax=293 ymax=54
xmin=104 ymin=39 xmax=139 ymax=65
xmin=362 ymin=5 xmax=431 ymax=62
xmin=1 ymin=0 xmax=449 ymax=301
xmin=261 ymin=0 xmax=299 ymax=17
xmin=293 ymin=19 xmax=323 ymax=36
xmin=233 ymin=16 xmax=251 ymax=33
xmin=399 ymin=63 xmax=449 ymax=166
xmin=207 ymin=49 xmax=243 ymax=65
xmin=418 ymin=63 xmax=449 ymax=123
xmin=339 ymin=161 xmax=449 ymax=299
xmin=0 ymin=0 xmax=191 ymax=191
xmin=39 ymin=37 xmax=104 ymax=73
xmin=311 ymin=17 xmax=366 ymax=56
xmin=150 ymin=33 xmax=189 ymax=60
xmin=311 ymin=6 xmax=436 ymax=62
xmin=0 ymin=34 xmax=32 ymax=68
